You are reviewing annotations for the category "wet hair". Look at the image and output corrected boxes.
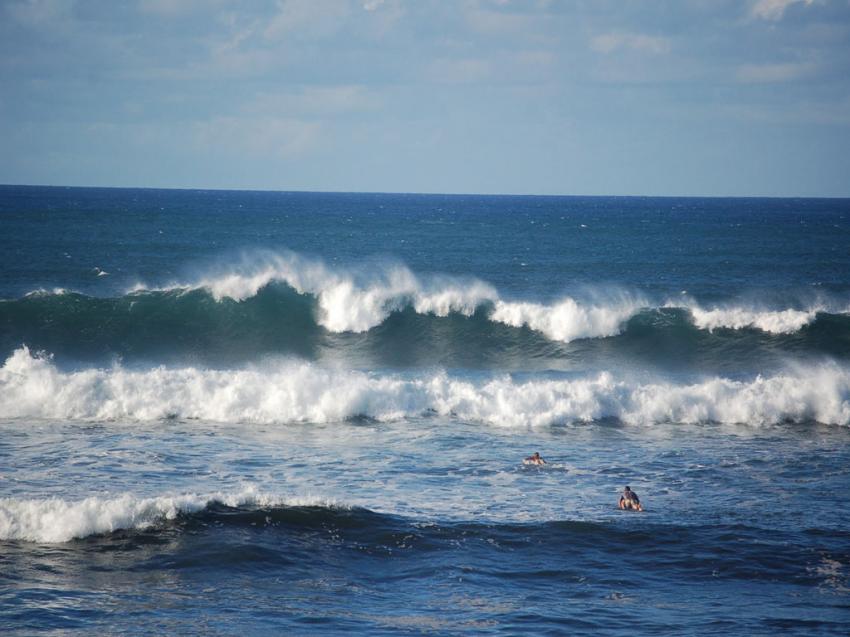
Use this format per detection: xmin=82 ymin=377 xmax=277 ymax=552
xmin=625 ymin=486 xmax=631 ymax=491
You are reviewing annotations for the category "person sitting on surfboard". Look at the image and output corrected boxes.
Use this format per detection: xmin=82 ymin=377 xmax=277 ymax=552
xmin=619 ymin=486 xmax=643 ymax=511
xmin=524 ymin=452 xmax=546 ymax=465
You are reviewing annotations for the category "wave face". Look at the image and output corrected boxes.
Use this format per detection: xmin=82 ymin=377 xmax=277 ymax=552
xmin=2 ymin=252 xmax=849 ymax=371
xmin=3 ymin=346 xmax=848 ymax=427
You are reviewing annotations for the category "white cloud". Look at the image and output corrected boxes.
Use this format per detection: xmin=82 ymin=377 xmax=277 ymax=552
xmin=427 ymin=57 xmax=493 ymax=83
xmin=751 ymin=0 xmax=815 ymax=21
xmin=736 ymin=61 xmax=815 ymax=82
xmin=463 ymin=2 xmax=540 ymax=36
xmin=247 ymin=86 xmax=379 ymax=115
xmin=264 ymin=0 xmax=351 ymax=40
xmin=137 ymin=0 xmax=212 ymax=16
xmin=6 ymin=0 xmax=74 ymax=26
xmin=591 ymin=32 xmax=671 ymax=55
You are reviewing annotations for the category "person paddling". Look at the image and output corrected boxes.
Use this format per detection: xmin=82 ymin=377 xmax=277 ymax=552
xmin=524 ymin=452 xmax=546 ymax=465
xmin=618 ymin=485 xmax=643 ymax=511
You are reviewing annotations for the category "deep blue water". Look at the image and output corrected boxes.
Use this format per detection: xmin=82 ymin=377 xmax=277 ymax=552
xmin=1 ymin=185 xmax=849 ymax=635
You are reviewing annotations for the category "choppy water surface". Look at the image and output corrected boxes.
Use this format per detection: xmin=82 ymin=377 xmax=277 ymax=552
xmin=1 ymin=186 xmax=849 ymax=635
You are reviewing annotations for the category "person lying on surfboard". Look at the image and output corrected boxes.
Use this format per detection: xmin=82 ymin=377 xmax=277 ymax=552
xmin=523 ymin=452 xmax=546 ymax=465
xmin=618 ymin=486 xmax=643 ymax=511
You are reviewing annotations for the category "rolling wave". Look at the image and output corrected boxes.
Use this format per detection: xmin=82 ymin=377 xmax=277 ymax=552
xmin=2 ymin=286 xmax=849 ymax=367
xmin=128 ymin=250 xmax=847 ymax=337
xmin=2 ymin=347 xmax=849 ymax=427
xmin=126 ymin=251 xmax=646 ymax=341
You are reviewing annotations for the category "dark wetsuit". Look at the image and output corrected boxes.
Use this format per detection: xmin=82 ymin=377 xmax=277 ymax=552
xmin=621 ymin=490 xmax=640 ymax=509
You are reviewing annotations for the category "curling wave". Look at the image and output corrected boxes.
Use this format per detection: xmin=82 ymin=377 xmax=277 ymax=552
xmin=2 ymin=347 xmax=849 ymax=427
xmin=3 ymin=253 xmax=849 ymax=373
xmin=129 ymin=251 xmax=646 ymax=341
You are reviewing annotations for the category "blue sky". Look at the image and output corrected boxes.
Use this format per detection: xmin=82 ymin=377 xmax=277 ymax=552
xmin=1 ymin=0 xmax=849 ymax=196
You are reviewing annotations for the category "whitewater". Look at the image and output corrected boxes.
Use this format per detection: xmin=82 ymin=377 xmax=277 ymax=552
xmin=3 ymin=346 xmax=849 ymax=427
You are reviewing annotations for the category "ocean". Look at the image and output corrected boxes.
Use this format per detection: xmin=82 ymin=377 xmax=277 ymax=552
xmin=1 ymin=185 xmax=849 ymax=635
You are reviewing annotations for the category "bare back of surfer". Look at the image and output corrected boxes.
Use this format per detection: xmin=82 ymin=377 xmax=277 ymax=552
xmin=618 ymin=486 xmax=643 ymax=511
xmin=524 ymin=452 xmax=546 ymax=465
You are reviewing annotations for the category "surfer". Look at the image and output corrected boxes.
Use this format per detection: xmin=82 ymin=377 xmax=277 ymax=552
xmin=618 ymin=486 xmax=643 ymax=511
xmin=524 ymin=452 xmax=546 ymax=465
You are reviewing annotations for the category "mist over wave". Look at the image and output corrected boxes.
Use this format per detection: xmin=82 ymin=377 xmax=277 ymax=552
xmin=2 ymin=347 xmax=848 ymax=427
xmin=131 ymin=250 xmax=648 ymax=342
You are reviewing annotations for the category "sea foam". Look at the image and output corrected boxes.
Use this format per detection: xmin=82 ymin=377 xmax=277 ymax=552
xmin=491 ymin=296 xmax=640 ymax=342
xmin=686 ymin=304 xmax=822 ymax=334
xmin=2 ymin=347 xmax=848 ymax=427
xmin=0 ymin=488 xmax=342 ymax=543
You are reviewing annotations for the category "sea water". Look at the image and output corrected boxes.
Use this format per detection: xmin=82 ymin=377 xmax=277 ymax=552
xmin=1 ymin=186 xmax=849 ymax=635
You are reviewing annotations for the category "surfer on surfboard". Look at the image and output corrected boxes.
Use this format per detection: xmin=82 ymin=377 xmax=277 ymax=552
xmin=524 ymin=452 xmax=547 ymax=465
xmin=618 ymin=486 xmax=643 ymax=511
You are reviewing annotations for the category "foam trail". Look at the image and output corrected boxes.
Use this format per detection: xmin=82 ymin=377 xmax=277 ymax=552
xmin=0 ymin=488 xmax=344 ymax=543
xmin=2 ymin=347 xmax=849 ymax=427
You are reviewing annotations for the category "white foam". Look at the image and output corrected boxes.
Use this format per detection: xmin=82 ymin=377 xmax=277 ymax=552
xmin=24 ymin=287 xmax=69 ymax=297
xmin=129 ymin=250 xmax=640 ymax=341
xmin=491 ymin=294 xmax=643 ymax=342
xmin=686 ymin=305 xmax=821 ymax=334
xmin=0 ymin=487 xmax=343 ymax=543
xmin=2 ymin=347 xmax=849 ymax=427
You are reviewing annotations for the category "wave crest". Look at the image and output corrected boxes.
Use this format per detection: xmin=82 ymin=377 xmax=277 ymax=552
xmin=0 ymin=488 xmax=342 ymax=543
xmin=10 ymin=253 xmax=847 ymax=352
xmin=492 ymin=296 xmax=641 ymax=342
xmin=133 ymin=251 xmax=643 ymax=341
xmin=686 ymin=305 xmax=822 ymax=334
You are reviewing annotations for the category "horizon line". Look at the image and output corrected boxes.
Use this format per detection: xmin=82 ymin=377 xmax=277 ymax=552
xmin=1 ymin=182 xmax=848 ymax=201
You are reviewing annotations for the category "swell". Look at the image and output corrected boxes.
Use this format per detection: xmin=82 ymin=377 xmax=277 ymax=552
xmin=2 ymin=347 xmax=849 ymax=427
xmin=3 ymin=492 xmax=848 ymax=594
xmin=2 ymin=287 xmax=849 ymax=368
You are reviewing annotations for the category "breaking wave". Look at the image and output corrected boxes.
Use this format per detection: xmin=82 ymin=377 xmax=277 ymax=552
xmin=2 ymin=251 xmax=849 ymax=372
xmin=0 ymin=487 xmax=345 ymax=543
xmin=127 ymin=251 xmax=647 ymax=341
xmin=684 ymin=304 xmax=823 ymax=334
xmin=2 ymin=347 xmax=849 ymax=427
